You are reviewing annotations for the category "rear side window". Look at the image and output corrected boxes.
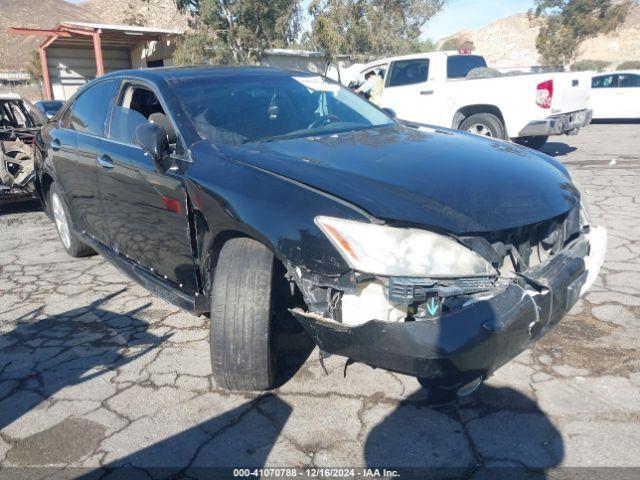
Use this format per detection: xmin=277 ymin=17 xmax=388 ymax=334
xmin=447 ymin=55 xmax=487 ymax=79
xmin=68 ymin=80 xmax=118 ymax=136
xmin=591 ymin=75 xmax=617 ymax=88
xmin=387 ymin=60 xmax=429 ymax=87
xmin=618 ymin=74 xmax=640 ymax=88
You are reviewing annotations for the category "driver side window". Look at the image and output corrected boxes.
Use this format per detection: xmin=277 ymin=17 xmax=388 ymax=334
xmin=109 ymin=84 xmax=179 ymax=153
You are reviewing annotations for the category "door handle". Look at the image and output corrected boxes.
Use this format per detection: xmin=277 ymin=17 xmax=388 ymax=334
xmin=51 ymin=138 xmax=61 ymax=151
xmin=97 ymin=154 xmax=114 ymax=170
xmin=420 ymin=90 xmax=434 ymax=95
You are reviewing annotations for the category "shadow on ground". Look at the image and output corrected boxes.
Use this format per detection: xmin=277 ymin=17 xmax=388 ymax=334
xmin=540 ymin=142 xmax=577 ymax=157
xmin=78 ymin=394 xmax=293 ymax=480
xmin=365 ymin=385 xmax=564 ymax=479
xmin=64 ymin=383 xmax=563 ymax=479
xmin=591 ymin=118 xmax=640 ymax=125
xmin=0 ymin=290 xmax=168 ymax=432
xmin=0 ymin=198 xmax=41 ymax=216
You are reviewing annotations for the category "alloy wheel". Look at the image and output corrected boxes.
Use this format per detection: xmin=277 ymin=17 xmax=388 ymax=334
xmin=51 ymin=192 xmax=71 ymax=249
xmin=467 ymin=123 xmax=493 ymax=137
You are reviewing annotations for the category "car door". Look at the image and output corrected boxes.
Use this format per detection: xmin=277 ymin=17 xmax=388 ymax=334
xmin=98 ymin=81 xmax=199 ymax=293
xmin=379 ymin=58 xmax=437 ymax=124
xmin=590 ymin=74 xmax=618 ymax=119
xmin=49 ymin=80 xmax=118 ymax=242
xmin=617 ymin=73 xmax=640 ymax=118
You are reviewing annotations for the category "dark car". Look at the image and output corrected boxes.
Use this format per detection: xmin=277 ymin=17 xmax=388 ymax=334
xmin=34 ymin=67 xmax=607 ymax=399
xmin=34 ymin=100 xmax=65 ymax=119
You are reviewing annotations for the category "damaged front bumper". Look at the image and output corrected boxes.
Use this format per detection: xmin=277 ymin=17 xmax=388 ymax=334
xmin=291 ymin=227 xmax=606 ymax=383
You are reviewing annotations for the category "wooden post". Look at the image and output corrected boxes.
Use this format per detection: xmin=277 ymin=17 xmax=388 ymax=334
xmin=39 ymin=47 xmax=52 ymax=101
xmin=92 ymin=29 xmax=105 ymax=77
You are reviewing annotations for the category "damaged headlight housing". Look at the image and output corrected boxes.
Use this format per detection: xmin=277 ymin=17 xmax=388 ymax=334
xmin=315 ymin=216 xmax=497 ymax=278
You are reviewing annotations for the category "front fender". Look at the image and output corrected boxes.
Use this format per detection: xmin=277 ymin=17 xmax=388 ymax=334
xmin=185 ymin=141 xmax=368 ymax=280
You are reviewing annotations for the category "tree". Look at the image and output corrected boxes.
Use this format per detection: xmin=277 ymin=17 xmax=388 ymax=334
xmin=440 ymin=35 xmax=474 ymax=51
xmin=617 ymin=60 xmax=640 ymax=70
xmin=532 ymin=0 xmax=632 ymax=68
xmin=308 ymin=0 xmax=445 ymax=60
xmin=25 ymin=51 xmax=42 ymax=83
xmin=174 ymin=0 xmax=302 ymax=65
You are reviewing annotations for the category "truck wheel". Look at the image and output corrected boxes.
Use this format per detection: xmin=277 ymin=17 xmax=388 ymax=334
xmin=459 ymin=113 xmax=506 ymax=140
xmin=514 ymin=135 xmax=549 ymax=150
xmin=49 ymin=182 xmax=94 ymax=258
xmin=210 ymin=238 xmax=277 ymax=391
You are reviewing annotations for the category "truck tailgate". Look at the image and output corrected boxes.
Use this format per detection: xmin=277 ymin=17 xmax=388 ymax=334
xmin=551 ymin=72 xmax=591 ymax=114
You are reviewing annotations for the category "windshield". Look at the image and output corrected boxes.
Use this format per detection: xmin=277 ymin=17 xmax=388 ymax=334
xmin=171 ymin=73 xmax=394 ymax=145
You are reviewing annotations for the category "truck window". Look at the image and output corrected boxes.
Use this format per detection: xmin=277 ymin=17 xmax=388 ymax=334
xmin=618 ymin=74 xmax=640 ymax=88
xmin=446 ymin=55 xmax=487 ymax=79
xmin=591 ymin=75 xmax=617 ymax=88
xmin=387 ymin=60 xmax=429 ymax=87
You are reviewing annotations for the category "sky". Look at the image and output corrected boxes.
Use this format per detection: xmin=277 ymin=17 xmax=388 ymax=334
xmin=65 ymin=0 xmax=536 ymax=41
xmin=423 ymin=0 xmax=536 ymax=40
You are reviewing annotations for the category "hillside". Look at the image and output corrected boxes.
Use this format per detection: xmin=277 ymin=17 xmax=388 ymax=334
xmin=436 ymin=4 xmax=640 ymax=68
xmin=0 ymin=0 xmax=98 ymax=71
xmin=79 ymin=0 xmax=190 ymax=32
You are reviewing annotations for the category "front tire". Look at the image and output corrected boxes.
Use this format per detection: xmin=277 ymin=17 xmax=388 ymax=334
xmin=459 ymin=113 xmax=506 ymax=140
xmin=49 ymin=182 xmax=94 ymax=258
xmin=210 ymin=238 xmax=277 ymax=391
xmin=514 ymin=135 xmax=549 ymax=150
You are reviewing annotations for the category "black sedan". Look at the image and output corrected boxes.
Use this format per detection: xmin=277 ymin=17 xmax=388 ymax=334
xmin=34 ymin=67 xmax=607 ymax=399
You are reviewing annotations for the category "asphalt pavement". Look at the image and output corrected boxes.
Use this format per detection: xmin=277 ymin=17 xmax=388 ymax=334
xmin=0 ymin=123 xmax=639 ymax=479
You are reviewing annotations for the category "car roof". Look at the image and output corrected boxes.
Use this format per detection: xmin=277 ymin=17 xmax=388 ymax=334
xmin=101 ymin=65 xmax=318 ymax=83
xmin=593 ymin=70 xmax=640 ymax=76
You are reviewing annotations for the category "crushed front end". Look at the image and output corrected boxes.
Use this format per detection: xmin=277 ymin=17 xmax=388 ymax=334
xmin=289 ymin=204 xmax=606 ymax=386
xmin=0 ymin=127 xmax=38 ymax=203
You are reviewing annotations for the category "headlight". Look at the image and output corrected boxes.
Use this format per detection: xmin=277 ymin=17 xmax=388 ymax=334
xmin=315 ymin=216 xmax=497 ymax=278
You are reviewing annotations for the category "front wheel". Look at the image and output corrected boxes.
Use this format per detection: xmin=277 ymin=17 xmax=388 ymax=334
xmin=514 ymin=135 xmax=549 ymax=150
xmin=210 ymin=238 xmax=277 ymax=391
xmin=459 ymin=113 xmax=506 ymax=140
xmin=49 ymin=182 xmax=94 ymax=258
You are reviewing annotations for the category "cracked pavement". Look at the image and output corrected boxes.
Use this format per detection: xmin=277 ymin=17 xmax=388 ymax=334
xmin=0 ymin=123 xmax=639 ymax=478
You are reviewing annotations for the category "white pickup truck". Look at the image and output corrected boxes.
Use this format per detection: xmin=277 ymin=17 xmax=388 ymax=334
xmin=330 ymin=51 xmax=592 ymax=150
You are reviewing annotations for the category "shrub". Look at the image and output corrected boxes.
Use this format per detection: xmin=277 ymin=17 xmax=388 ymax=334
xmin=617 ymin=61 xmax=640 ymax=71
xmin=571 ymin=59 xmax=610 ymax=72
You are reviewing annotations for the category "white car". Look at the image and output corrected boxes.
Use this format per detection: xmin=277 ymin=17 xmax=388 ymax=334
xmin=590 ymin=70 xmax=640 ymax=119
xmin=330 ymin=51 xmax=593 ymax=150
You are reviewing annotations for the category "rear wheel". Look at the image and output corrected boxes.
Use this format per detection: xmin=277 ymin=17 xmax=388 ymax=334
xmin=459 ymin=113 xmax=506 ymax=140
xmin=210 ymin=238 xmax=277 ymax=391
xmin=49 ymin=182 xmax=94 ymax=258
xmin=514 ymin=135 xmax=549 ymax=150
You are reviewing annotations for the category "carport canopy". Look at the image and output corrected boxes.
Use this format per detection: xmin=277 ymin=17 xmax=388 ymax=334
xmin=8 ymin=22 xmax=182 ymax=100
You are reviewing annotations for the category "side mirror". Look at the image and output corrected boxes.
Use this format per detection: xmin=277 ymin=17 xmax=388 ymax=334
xmin=382 ymin=107 xmax=397 ymax=119
xmin=134 ymin=122 xmax=170 ymax=173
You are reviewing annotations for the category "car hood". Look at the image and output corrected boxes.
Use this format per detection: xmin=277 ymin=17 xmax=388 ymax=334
xmin=219 ymin=125 xmax=579 ymax=234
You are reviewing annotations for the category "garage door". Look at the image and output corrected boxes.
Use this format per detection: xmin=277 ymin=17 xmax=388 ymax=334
xmin=47 ymin=46 xmax=131 ymax=100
